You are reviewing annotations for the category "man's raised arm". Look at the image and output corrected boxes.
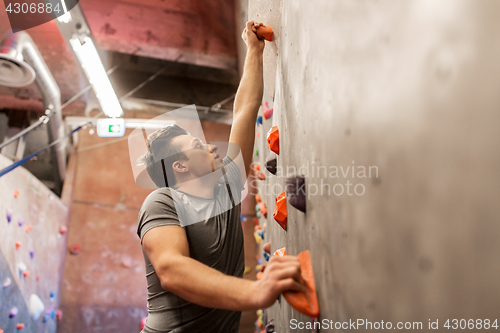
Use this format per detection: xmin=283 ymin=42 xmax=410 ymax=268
xmin=228 ymin=21 xmax=265 ymax=178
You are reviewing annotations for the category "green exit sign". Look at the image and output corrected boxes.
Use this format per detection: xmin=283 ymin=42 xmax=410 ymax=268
xmin=97 ymin=118 xmax=126 ymax=137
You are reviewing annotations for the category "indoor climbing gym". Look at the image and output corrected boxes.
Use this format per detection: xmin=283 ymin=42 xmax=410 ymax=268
xmin=1 ymin=0 xmax=500 ymax=332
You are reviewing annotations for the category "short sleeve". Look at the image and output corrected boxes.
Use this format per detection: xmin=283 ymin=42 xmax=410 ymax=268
xmin=137 ymin=188 xmax=181 ymax=243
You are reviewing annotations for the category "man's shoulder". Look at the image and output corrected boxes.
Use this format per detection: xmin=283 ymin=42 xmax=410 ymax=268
xmin=141 ymin=187 xmax=177 ymax=211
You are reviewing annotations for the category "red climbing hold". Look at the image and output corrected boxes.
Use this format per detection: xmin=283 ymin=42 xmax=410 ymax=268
xmin=263 ymin=101 xmax=273 ymax=120
xmin=70 ymin=244 xmax=81 ymax=255
xmin=55 ymin=309 xmax=63 ymax=321
xmin=273 ymin=192 xmax=287 ymax=231
xmin=257 ymin=172 xmax=266 ymax=180
xmin=59 ymin=226 xmax=68 ymax=235
xmin=267 ymin=126 xmax=279 ymax=155
xmin=16 ymin=323 xmax=24 ymax=330
xmin=283 ymin=250 xmax=319 ymax=318
xmin=255 ymin=194 xmax=262 ymax=203
xmin=273 ymin=247 xmax=286 ymax=257
xmin=23 ymin=270 xmax=30 ymax=278
xmin=258 ymin=202 xmax=267 ymax=218
xmin=256 ymin=25 xmax=274 ymax=41
xmin=15 ymin=241 xmax=21 ymax=250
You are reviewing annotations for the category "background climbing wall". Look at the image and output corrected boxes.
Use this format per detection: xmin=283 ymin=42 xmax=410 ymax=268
xmin=248 ymin=0 xmax=500 ymax=331
xmin=0 ymin=154 xmax=69 ymax=332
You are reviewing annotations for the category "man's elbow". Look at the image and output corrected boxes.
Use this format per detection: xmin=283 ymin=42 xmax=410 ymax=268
xmin=157 ymin=256 xmax=184 ymax=292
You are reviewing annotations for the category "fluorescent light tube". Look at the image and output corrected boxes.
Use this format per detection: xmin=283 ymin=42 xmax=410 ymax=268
xmin=70 ymin=36 xmax=123 ymax=118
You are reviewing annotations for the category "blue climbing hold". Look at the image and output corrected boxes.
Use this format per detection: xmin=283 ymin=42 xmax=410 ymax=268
xmin=263 ymin=251 xmax=270 ymax=261
xmin=257 ymin=229 xmax=264 ymax=240
xmin=256 ymin=116 xmax=263 ymax=126
xmin=240 ymin=216 xmax=247 ymax=222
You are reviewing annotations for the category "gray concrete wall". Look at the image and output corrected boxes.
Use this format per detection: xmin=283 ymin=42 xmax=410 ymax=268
xmin=248 ymin=0 xmax=500 ymax=331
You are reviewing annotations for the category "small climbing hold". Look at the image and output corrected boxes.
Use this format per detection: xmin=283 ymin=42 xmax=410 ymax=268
xmin=265 ymin=152 xmax=277 ymax=175
xmin=263 ymin=251 xmax=270 ymax=261
xmin=16 ymin=323 xmax=24 ymax=330
xmin=13 ymin=190 xmax=20 ymax=198
xmin=3 ymin=277 xmax=11 ymax=289
xmin=70 ymin=244 xmax=81 ymax=255
xmin=283 ymin=250 xmax=319 ymax=317
xmin=23 ymin=270 xmax=30 ymax=278
xmin=256 ymin=25 xmax=274 ymax=41
xmin=256 ymin=211 xmax=262 ymax=218
xmin=43 ymin=313 xmax=50 ymax=323
xmin=265 ymin=319 xmax=275 ymax=333
xmin=29 ymin=294 xmax=45 ymax=320
xmin=273 ymin=247 xmax=286 ymax=257
xmin=256 ymin=131 xmax=260 ymax=138
xmin=253 ymin=164 xmax=261 ymax=171
xmin=255 ymin=149 xmax=259 ymax=156
xmin=25 ymin=225 xmax=32 ymax=233
xmin=15 ymin=241 xmax=21 ymax=250
xmin=263 ymin=242 xmax=271 ymax=254
xmin=59 ymin=225 xmax=68 ymax=235
xmin=257 ymin=229 xmax=264 ymax=240
xmin=256 ymin=116 xmax=263 ymax=126
xmin=141 ymin=317 xmax=147 ymax=330
xmin=17 ymin=262 xmax=27 ymax=275
xmin=258 ymin=202 xmax=267 ymax=218
xmin=257 ymin=172 xmax=266 ymax=180
xmin=50 ymin=291 xmax=56 ymax=301
xmin=240 ymin=215 xmax=247 ymax=222
xmin=244 ymin=266 xmax=251 ymax=274
xmin=267 ymin=126 xmax=279 ymax=155
xmin=51 ymin=309 xmax=56 ymax=319
xmin=255 ymin=194 xmax=262 ymax=203
xmin=273 ymin=192 xmax=287 ymax=231
xmin=256 ymin=271 xmax=263 ymax=280
xmin=29 ymin=250 xmax=34 ymax=259
xmin=253 ymin=231 xmax=262 ymax=244
xmin=285 ymin=174 xmax=306 ymax=212
xmin=18 ymin=218 xmax=24 ymax=227
xmin=262 ymin=101 xmax=274 ymax=120
xmin=55 ymin=309 xmax=63 ymax=322
xmin=36 ymin=275 xmax=39 ymax=281
xmin=121 ymin=260 xmax=131 ymax=268
xmin=10 ymin=306 xmax=18 ymax=318
xmin=6 ymin=208 xmax=12 ymax=222
xmin=253 ymin=217 xmax=259 ymax=226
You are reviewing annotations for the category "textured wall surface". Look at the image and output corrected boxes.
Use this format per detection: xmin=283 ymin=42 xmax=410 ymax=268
xmin=0 ymin=154 xmax=69 ymax=333
xmin=250 ymin=0 xmax=500 ymax=332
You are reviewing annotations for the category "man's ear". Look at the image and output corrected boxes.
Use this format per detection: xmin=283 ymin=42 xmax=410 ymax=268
xmin=172 ymin=160 xmax=188 ymax=174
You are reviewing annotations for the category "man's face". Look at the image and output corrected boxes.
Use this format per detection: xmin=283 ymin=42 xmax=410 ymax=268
xmin=172 ymin=134 xmax=225 ymax=178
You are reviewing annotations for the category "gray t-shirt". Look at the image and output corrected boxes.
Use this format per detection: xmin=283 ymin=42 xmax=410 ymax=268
xmin=137 ymin=157 xmax=245 ymax=333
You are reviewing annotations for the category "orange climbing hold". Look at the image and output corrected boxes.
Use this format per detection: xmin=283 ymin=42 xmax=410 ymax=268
xmin=256 ymin=25 xmax=273 ymax=41
xmin=15 ymin=241 xmax=21 ymax=250
xmin=267 ymin=126 xmax=279 ymax=155
xmin=257 ymin=172 xmax=266 ymax=180
xmin=25 ymin=225 xmax=32 ymax=233
xmin=256 ymin=271 xmax=263 ymax=280
xmin=273 ymin=192 xmax=287 ymax=231
xmin=255 ymin=194 xmax=262 ymax=203
xmin=23 ymin=270 xmax=30 ymax=278
xmin=253 ymin=164 xmax=261 ymax=171
xmin=16 ymin=323 xmax=24 ymax=330
xmin=273 ymin=247 xmax=286 ymax=257
xmin=283 ymin=250 xmax=319 ymax=318
xmin=13 ymin=190 xmax=19 ymax=198
xmin=258 ymin=202 xmax=267 ymax=218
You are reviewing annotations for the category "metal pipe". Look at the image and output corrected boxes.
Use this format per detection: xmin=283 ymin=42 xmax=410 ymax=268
xmin=0 ymin=31 xmax=66 ymax=190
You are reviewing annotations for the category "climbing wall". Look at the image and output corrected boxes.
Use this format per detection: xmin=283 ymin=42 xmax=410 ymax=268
xmin=249 ymin=0 xmax=500 ymax=332
xmin=0 ymin=154 xmax=69 ymax=333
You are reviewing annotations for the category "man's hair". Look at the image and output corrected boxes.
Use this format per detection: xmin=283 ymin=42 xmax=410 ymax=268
xmin=137 ymin=124 xmax=189 ymax=188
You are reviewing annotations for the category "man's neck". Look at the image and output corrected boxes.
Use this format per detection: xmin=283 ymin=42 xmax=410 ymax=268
xmin=174 ymin=174 xmax=219 ymax=198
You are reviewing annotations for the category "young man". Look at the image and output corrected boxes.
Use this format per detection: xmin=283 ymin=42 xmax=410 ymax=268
xmin=137 ymin=21 xmax=302 ymax=333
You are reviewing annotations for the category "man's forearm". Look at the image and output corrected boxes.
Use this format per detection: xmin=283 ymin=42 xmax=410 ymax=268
xmin=159 ymin=255 xmax=258 ymax=311
xmin=233 ymin=48 xmax=264 ymax=118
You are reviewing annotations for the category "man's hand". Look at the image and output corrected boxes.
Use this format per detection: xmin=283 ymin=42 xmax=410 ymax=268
xmin=251 ymin=255 xmax=305 ymax=308
xmin=241 ymin=20 xmax=265 ymax=53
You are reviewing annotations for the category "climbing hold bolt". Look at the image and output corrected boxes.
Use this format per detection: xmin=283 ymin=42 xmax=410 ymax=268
xmin=273 ymin=192 xmax=287 ymax=231
xmin=267 ymin=126 xmax=279 ymax=155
